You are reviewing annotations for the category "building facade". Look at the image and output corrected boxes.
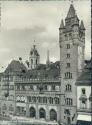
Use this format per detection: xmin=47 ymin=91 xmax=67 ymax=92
xmin=59 ymin=4 xmax=85 ymax=125
xmin=0 ymin=4 xmax=87 ymax=125
xmin=76 ymin=61 xmax=92 ymax=125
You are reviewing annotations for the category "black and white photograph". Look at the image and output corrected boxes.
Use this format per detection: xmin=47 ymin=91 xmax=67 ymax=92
xmin=0 ymin=0 xmax=91 ymax=125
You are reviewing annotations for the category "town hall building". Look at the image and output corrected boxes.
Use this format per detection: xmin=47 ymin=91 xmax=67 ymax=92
xmin=0 ymin=3 xmax=90 ymax=125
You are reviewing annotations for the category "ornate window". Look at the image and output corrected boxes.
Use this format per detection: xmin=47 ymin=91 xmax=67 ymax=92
xmin=29 ymin=85 xmax=33 ymax=90
xmin=44 ymin=85 xmax=47 ymax=90
xmin=31 ymin=59 xmax=33 ymax=65
xmin=30 ymin=107 xmax=36 ymax=118
xmin=36 ymin=59 xmax=38 ymax=65
xmin=43 ymin=97 xmax=47 ymax=104
xmin=39 ymin=108 xmax=46 ymax=119
xmin=49 ymin=97 xmax=53 ymax=104
xmin=66 ymin=44 xmax=70 ymax=49
xmin=66 ymin=84 xmax=72 ymax=91
xmin=50 ymin=109 xmax=57 ymax=121
xmin=65 ymin=98 xmax=73 ymax=106
xmin=67 ymin=53 xmax=70 ymax=58
xmin=52 ymin=85 xmax=55 ymax=91
xmin=32 ymin=96 xmax=36 ymax=103
xmin=65 ymin=72 xmax=72 ymax=79
xmin=66 ymin=63 xmax=70 ymax=68
xmin=16 ymin=85 xmax=20 ymax=90
xmin=54 ymin=97 xmax=60 ymax=104
xmin=28 ymin=96 xmax=32 ymax=102
xmin=21 ymin=85 xmax=25 ymax=90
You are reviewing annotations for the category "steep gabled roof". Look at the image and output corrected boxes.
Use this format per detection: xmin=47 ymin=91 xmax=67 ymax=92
xmin=76 ymin=61 xmax=92 ymax=86
xmin=4 ymin=60 xmax=27 ymax=74
xmin=24 ymin=61 xmax=60 ymax=79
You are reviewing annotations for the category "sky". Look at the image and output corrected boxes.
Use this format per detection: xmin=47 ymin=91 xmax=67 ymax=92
xmin=0 ymin=0 xmax=91 ymax=71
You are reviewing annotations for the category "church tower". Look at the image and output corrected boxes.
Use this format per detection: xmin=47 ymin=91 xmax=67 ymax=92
xmin=59 ymin=4 xmax=85 ymax=124
xmin=46 ymin=50 xmax=50 ymax=66
xmin=29 ymin=42 xmax=40 ymax=69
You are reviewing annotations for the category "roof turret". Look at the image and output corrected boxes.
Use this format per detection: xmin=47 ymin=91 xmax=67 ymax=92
xmin=80 ymin=20 xmax=85 ymax=30
xmin=60 ymin=19 xmax=64 ymax=29
xmin=30 ymin=44 xmax=39 ymax=57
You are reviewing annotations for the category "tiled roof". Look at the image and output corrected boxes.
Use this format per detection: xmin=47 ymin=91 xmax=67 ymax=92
xmin=25 ymin=61 xmax=60 ymax=79
xmin=4 ymin=60 xmax=60 ymax=80
xmin=66 ymin=4 xmax=75 ymax=19
xmin=76 ymin=61 xmax=92 ymax=86
xmin=4 ymin=60 xmax=27 ymax=74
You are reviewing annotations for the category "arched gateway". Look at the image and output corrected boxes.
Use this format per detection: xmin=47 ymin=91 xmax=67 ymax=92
xmin=30 ymin=107 xmax=36 ymax=118
xmin=39 ymin=108 xmax=46 ymax=119
xmin=50 ymin=109 xmax=57 ymax=121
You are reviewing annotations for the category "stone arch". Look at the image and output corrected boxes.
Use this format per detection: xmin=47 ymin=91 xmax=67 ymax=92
xmin=29 ymin=107 xmax=36 ymax=118
xmin=39 ymin=108 xmax=46 ymax=119
xmin=50 ymin=109 xmax=57 ymax=121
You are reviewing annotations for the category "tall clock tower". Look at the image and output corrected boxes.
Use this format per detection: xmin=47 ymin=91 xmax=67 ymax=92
xmin=59 ymin=4 xmax=85 ymax=124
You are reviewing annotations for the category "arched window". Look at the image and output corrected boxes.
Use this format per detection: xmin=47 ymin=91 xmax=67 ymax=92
xmin=54 ymin=97 xmax=60 ymax=104
xmin=50 ymin=109 xmax=57 ymax=121
xmin=43 ymin=97 xmax=47 ymax=104
xmin=30 ymin=107 xmax=36 ymax=118
xmin=49 ymin=97 xmax=53 ymax=104
xmin=65 ymin=98 xmax=73 ymax=106
xmin=66 ymin=84 xmax=72 ymax=91
xmin=36 ymin=59 xmax=38 ymax=65
xmin=31 ymin=59 xmax=33 ymax=65
xmin=32 ymin=96 xmax=36 ymax=103
xmin=65 ymin=72 xmax=72 ymax=79
xmin=39 ymin=108 xmax=46 ymax=119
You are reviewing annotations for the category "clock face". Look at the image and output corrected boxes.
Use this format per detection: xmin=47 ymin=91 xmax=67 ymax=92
xmin=78 ymin=46 xmax=82 ymax=70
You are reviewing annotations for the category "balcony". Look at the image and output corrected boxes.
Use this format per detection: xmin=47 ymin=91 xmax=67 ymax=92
xmin=14 ymin=77 xmax=60 ymax=84
xmin=15 ymin=90 xmax=61 ymax=96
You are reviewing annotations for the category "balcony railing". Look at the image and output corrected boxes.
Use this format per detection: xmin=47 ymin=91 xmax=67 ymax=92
xmin=14 ymin=77 xmax=60 ymax=83
xmin=15 ymin=90 xmax=61 ymax=96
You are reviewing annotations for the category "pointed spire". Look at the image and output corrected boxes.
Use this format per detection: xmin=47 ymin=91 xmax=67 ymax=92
xmin=46 ymin=50 xmax=50 ymax=65
xmin=66 ymin=4 xmax=76 ymax=19
xmin=80 ymin=20 xmax=85 ymax=30
xmin=60 ymin=19 xmax=64 ymax=29
xmin=33 ymin=40 xmax=36 ymax=49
